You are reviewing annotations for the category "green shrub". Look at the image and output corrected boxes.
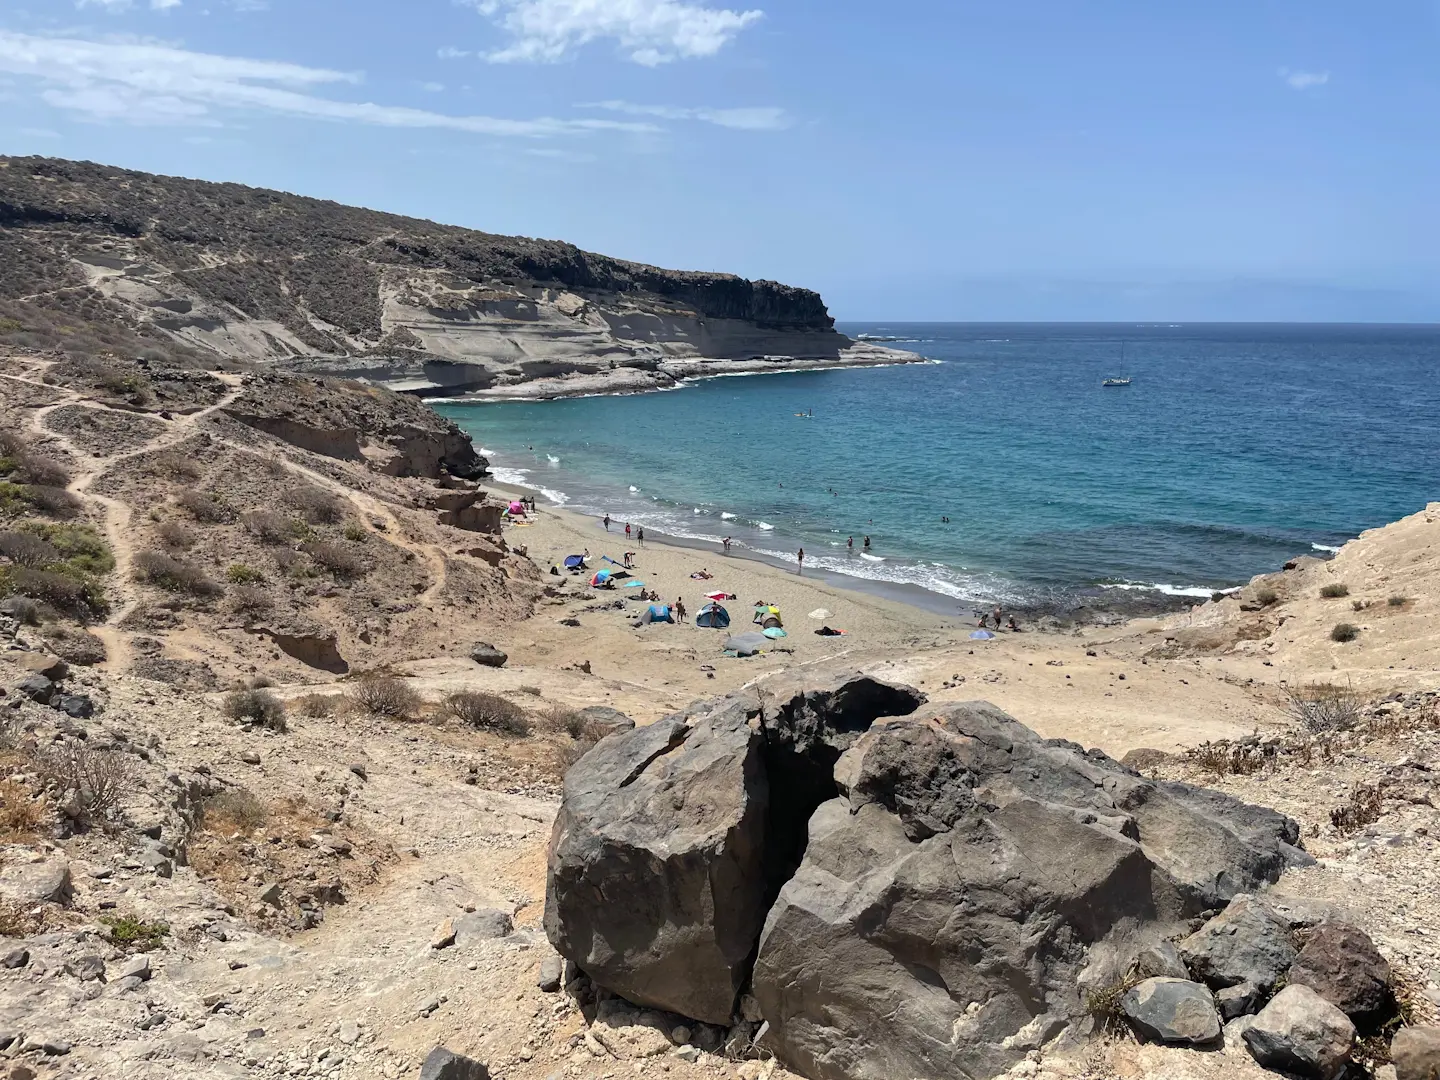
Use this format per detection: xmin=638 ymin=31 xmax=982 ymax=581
xmin=443 ymin=691 xmax=531 ymax=736
xmin=1388 ymin=596 xmax=1411 ymax=608
xmin=19 ymin=522 xmax=114 ymax=575
xmin=156 ymin=521 xmax=195 ymax=550
xmin=1331 ymin=623 xmax=1359 ymax=643
xmin=0 ymin=566 xmax=108 ymax=621
xmin=226 ymin=563 xmax=265 ymax=585
xmin=132 ymin=551 xmax=222 ymax=597
xmin=1320 ymin=583 xmax=1350 ymax=599
xmin=222 ymin=688 xmax=287 ymax=732
xmin=343 ymin=523 xmax=368 ymax=543
xmin=100 ymin=915 xmax=169 ymax=952
xmin=1255 ymin=588 xmax=1279 ymax=607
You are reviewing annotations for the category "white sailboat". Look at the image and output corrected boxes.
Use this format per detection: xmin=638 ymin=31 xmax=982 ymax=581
xmin=1103 ymin=343 xmax=1133 ymax=387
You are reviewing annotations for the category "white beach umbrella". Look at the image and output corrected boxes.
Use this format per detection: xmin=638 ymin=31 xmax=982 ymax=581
xmin=808 ymin=608 xmax=833 ymax=620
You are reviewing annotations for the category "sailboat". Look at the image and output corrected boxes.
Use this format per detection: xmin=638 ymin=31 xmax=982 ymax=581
xmin=1102 ymin=343 xmax=1133 ymax=387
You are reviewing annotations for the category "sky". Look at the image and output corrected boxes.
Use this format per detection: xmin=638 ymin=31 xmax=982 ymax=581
xmin=1 ymin=0 xmax=1437 ymax=321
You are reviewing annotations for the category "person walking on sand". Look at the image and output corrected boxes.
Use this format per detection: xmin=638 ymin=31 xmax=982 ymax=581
xmin=603 ymin=514 xmax=611 ymax=531
xmin=797 ymin=547 xmax=805 ymax=574
xmin=638 ymin=527 xmax=645 ymax=547
xmin=676 ymin=597 xmax=688 ymax=624
xmin=625 ymin=522 xmax=632 ymax=541
xmin=993 ymin=605 xmax=1003 ymax=629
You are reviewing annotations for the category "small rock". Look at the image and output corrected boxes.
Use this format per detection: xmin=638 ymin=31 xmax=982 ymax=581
xmin=670 ymin=1026 xmax=691 ymax=1046
xmin=1224 ymin=1015 xmax=1257 ymax=1055
xmin=15 ymin=652 xmax=67 ymax=680
xmin=2 ymin=948 xmax=29 ymax=969
xmin=1287 ymin=922 xmax=1394 ymax=1024
xmin=114 ymin=975 xmax=144 ymax=993
xmin=52 ymin=693 xmax=95 ymax=718
xmin=1133 ymin=941 xmax=1189 ymax=980
xmin=14 ymin=674 xmax=54 ymax=704
xmin=0 ymin=1031 xmax=14 ymax=1050
xmin=672 ymin=1045 xmax=700 ymax=1063
xmin=138 ymin=1013 xmax=167 ymax=1030
xmin=64 ymin=954 xmax=106 ymax=982
xmin=20 ymin=1034 xmax=71 ymax=1056
xmin=739 ymin=994 xmax=764 ymax=1023
xmin=537 ymin=954 xmax=563 ymax=992
xmin=454 ymin=909 xmax=512 ymax=944
xmin=418 ymin=997 xmax=442 ymax=1018
xmin=432 ymin=917 xmax=457 ymax=951
xmin=469 ymin=643 xmax=508 ymax=669
xmin=1243 ymin=984 xmax=1355 ymax=1080
xmin=8 ymin=1064 xmax=35 ymax=1080
xmin=115 ymin=955 xmax=151 ymax=981
xmin=239 ymin=750 xmax=261 ymax=766
xmin=349 ymin=763 xmax=368 ymax=781
xmin=1216 ymin=982 xmax=1263 ymax=1020
xmin=1392 ymin=1026 xmax=1440 ymax=1080
xmin=138 ymin=849 xmax=174 ymax=879
xmin=0 ymin=857 xmax=71 ymax=906
xmin=337 ymin=1019 xmax=360 ymax=1045
xmin=1181 ymin=894 xmax=1297 ymax=993
xmin=1120 ymin=977 xmax=1222 ymax=1047
xmin=258 ymin=881 xmax=284 ymax=907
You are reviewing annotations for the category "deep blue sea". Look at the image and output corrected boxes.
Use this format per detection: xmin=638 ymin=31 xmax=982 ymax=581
xmin=436 ymin=323 xmax=1440 ymax=612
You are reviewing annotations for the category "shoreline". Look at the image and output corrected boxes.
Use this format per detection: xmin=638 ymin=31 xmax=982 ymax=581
xmin=428 ymin=342 xmax=928 ymax=403
xmin=485 ymin=475 xmax=1197 ymax=626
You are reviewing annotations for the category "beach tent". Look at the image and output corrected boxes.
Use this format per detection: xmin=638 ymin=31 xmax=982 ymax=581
xmin=590 ymin=569 xmax=612 ymax=587
xmin=633 ymin=604 xmax=674 ymax=627
xmin=563 ymin=555 xmax=586 ymax=571
xmin=970 ymin=629 xmax=995 ymax=640
xmin=724 ymin=631 xmax=769 ymax=656
xmin=508 ymin=501 xmax=527 ymax=516
xmin=696 ymin=603 xmax=731 ymax=629
xmin=752 ymin=604 xmax=782 ymax=628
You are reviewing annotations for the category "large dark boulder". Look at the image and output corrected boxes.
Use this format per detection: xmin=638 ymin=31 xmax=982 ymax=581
xmin=1120 ymin=977 xmax=1222 ymax=1047
xmin=1180 ymin=894 xmax=1297 ymax=993
xmin=1287 ymin=923 xmax=1394 ymax=1027
xmin=1243 ymin=984 xmax=1355 ymax=1080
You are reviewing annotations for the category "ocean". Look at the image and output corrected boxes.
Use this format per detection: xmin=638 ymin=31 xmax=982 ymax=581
xmin=435 ymin=323 xmax=1440 ymax=615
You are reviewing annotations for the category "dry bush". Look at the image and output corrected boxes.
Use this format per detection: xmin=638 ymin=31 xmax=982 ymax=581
xmin=1285 ymin=683 xmax=1363 ymax=734
xmin=132 ymin=551 xmax=222 ymax=597
xmin=175 ymin=488 xmax=235 ymax=524
xmin=34 ymin=743 xmax=138 ymax=823
xmin=1331 ymin=784 xmax=1384 ymax=833
xmin=0 ymin=530 xmax=59 ymax=567
xmin=42 ymin=625 xmax=107 ymax=666
xmin=443 ymin=691 xmax=531 ymax=736
xmin=1388 ymin=596 xmax=1411 ymax=608
xmin=1085 ymin=970 xmax=1145 ymax=1034
xmin=0 ymin=430 xmax=25 ymax=456
xmin=1363 ymin=702 xmax=1440 ymax=740
xmin=230 ymin=584 xmax=273 ymax=614
xmin=156 ymin=521 xmax=195 ymax=550
xmin=222 ymin=688 xmax=288 ymax=732
xmin=303 ymin=541 xmax=368 ymax=580
xmin=1331 ymin=622 xmax=1360 ymax=643
xmin=243 ymin=510 xmax=304 ymax=545
xmin=1185 ymin=739 xmax=1277 ymax=777
xmin=545 ymin=704 xmax=600 ymax=741
xmin=343 ymin=523 xmax=368 ymax=542
xmin=0 ymin=779 xmax=47 ymax=841
xmin=1320 ymin=583 xmax=1351 ymax=599
xmin=151 ymin=452 xmax=203 ymax=480
xmin=348 ymin=675 xmax=421 ymax=719
xmin=3 ymin=566 xmax=108 ymax=621
xmin=199 ymin=789 xmax=268 ymax=834
xmin=292 ymin=693 xmax=342 ymax=718
xmin=2 ymin=596 xmax=40 ymax=625
xmin=1255 ymin=587 xmax=1279 ymax=607
xmin=9 ymin=451 xmax=70 ymax=488
xmin=23 ymin=485 xmax=82 ymax=516
xmin=285 ymin=486 xmax=346 ymax=525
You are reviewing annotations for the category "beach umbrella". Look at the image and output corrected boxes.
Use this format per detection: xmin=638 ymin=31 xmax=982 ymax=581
xmin=762 ymin=627 xmax=788 ymax=639
xmin=970 ymin=629 xmax=995 ymax=640
xmin=590 ymin=569 xmax=612 ymax=586
xmin=808 ymin=608 xmax=833 ymax=620
xmin=623 ymin=580 xmax=646 ymax=588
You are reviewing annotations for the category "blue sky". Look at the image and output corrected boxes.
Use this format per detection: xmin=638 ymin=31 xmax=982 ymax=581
xmin=1 ymin=0 xmax=1436 ymax=321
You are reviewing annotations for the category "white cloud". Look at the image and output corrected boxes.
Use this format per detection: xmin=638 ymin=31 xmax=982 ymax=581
xmin=438 ymin=47 xmax=472 ymax=59
xmin=420 ymin=81 xmax=445 ymax=92
xmin=18 ymin=127 xmax=63 ymax=139
xmin=0 ymin=30 xmax=657 ymax=137
xmin=467 ymin=0 xmax=763 ymax=65
xmin=76 ymin=0 xmax=183 ymax=10
xmin=1279 ymin=67 xmax=1329 ymax=90
xmin=582 ymin=99 xmax=787 ymax=130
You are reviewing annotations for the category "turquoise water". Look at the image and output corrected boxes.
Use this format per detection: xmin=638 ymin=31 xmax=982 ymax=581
xmin=436 ymin=323 xmax=1440 ymax=611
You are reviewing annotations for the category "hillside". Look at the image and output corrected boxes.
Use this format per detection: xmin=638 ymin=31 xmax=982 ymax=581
xmin=0 ymin=156 xmax=910 ymax=396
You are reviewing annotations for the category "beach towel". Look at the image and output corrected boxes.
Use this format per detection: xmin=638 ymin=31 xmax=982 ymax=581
xmin=623 ymin=580 xmax=646 ymax=588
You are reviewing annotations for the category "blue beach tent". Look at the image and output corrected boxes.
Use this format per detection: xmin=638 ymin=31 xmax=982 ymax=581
xmin=696 ymin=603 xmax=731 ymax=629
xmin=563 ymin=554 xmax=586 ymax=571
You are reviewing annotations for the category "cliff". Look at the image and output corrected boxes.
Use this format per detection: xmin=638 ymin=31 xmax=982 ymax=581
xmin=0 ymin=156 xmax=906 ymax=394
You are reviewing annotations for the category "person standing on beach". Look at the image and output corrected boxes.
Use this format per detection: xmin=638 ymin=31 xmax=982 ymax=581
xmin=722 ymin=536 xmax=732 ymax=554
xmin=797 ymin=547 xmax=805 ymax=574
xmin=603 ymin=514 xmax=611 ymax=531
xmin=993 ymin=605 xmax=1003 ymax=629
xmin=676 ymin=597 xmax=687 ymax=623
xmin=625 ymin=522 xmax=632 ymax=541
xmin=638 ymin=527 xmax=645 ymax=547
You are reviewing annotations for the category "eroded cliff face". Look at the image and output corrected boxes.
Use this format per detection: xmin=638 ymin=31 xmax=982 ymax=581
xmin=0 ymin=156 xmax=854 ymax=389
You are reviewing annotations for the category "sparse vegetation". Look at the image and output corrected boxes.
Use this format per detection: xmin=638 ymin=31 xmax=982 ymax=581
xmin=33 ymin=743 xmax=138 ymax=824
xmin=285 ymin=486 xmax=346 ymax=525
xmin=0 ymin=779 xmax=47 ymax=841
xmin=1255 ymin=587 xmax=1279 ymax=607
xmin=1186 ymin=738 xmax=1278 ymax=777
xmin=1388 ymin=595 xmax=1411 ymax=608
xmin=1 ymin=450 xmax=70 ymax=488
xmin=243 ymin=510 xmax=308 ymax=545
xmin=0 ymin=530 xmax=59 ymax=567
xmin=0 ymin=566 xmax=109 ymax=622
xmin=1331 ymin=783 xmax=1384 ymax=833
xmin=222 ymin=688 xmax=288 ymax=732
xmin=443 ymin=691 xmax=531 ymax=736
xmin=230 ymin=584 xmax=273 ymax=613
xmin=343 ymin=522 xmax=368 ymax=542
xmin=176 ymin=488 xmax=235 ymax=524
xmin=198 ymin=789 xmax=269 ymax=834
xmin=151 ymin=451 xmax=204 ymax=480
xmin=20 ymin=522 xmax=114 ymax=575
xmin=1084 ymin=970 xmax=1145 ymax=1034
xmin=1320 ymin=583 xmax=1351 ymax=599
xmin=1285 ymin=682 xmax=1364 ymax=734
xmin=1331 ymin=622 xmax=1360 ymax=643
xmin=133 ymin=550 xmax=223 ymax=597
xmin=100 ymin=914 xmax=169 ymax=952
xmin=226 ymin=562 xmax=266 ymax=585
xmin=21 ymin=485 xmax=82 ymax=516
xmin=292 ymin=693 xmax=342 ymax=718
xmin=303 ymin=541 xmax=368 ymax=580
xmin=348 ymin=675 xmax=421 ymax=719
xmin=156 ymin=521 xmax=195 ymax=550
xmin=3 ymin=596 xmax=40 ymax=625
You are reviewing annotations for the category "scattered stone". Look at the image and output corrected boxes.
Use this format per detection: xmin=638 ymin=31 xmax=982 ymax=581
xmin=1216 ymin=982 xmax=1263 ymax=1020
xmin=469 ymin=643 xmax=508 ymax=668
xmin=576 ymin=706 xmax=636 ymax=737
xmin=14 ymin=674 xmax=54 ymax=704
xmin=417 ymin=997 xmax=442 ymax=1018
xmin=115 ymin=955 xmax=151 ymax=982
xmin=1392 ymin=1026 xmax=1440 ymax=1080
xmin=52 ymin=693 xmax=96 ymax=718
xmin=2 ymin=948 xmax=29 ymax=969
xmin=239 ymin=750 xmax=261 ymax=765
xmin=1243 ymin=984 xmax=1356 ymax=1080
xmin=537 ymin=954 xmax=563 ymax=992
xmin=15 ymin=652 xmax=68 ymax=680
xmin=20 ymin=1034 xmax=71 ymax=1056
xmin=589 ymin=998 xmax=674 ymax=1058
xmin=65 ymin=954 xmax=106 ymax=982
xmin=114 ymin=975 xmax=144 ymax=993
xmin=0 ymin=857 xmax=73 ymax=905
xmin=1287 ymin=922 xmax=1394 ymax=1024
xmin=454 ymin=909 xmax=512 ymax=944
xmin=1180 ymin=894 xmax=1297 ymax=992
xmin=138 ymin=1013 xmax=167 ymax=1031
xmin=673 ymin=1045 xmax=701 ymax=1063
xmin=1120 ymin=977 xmax=1222 ymax=1047
xmin=0 ymin=1032 xmax=14 ymax=1050
xmin=349 ymin=764 xmax=368 ymax=781
xmin=1134 ymin=941 xmax=1190 ymax=980
xmin=137 ymin=848 xmax=174 ymax=879
xmin=258 ymin=881 xmax=284 ymax=907
xmin=432 ymin=917 xmax=457 ymax=950
xmin=1224 ymin=1015 xmax=1258 ymax=1055
xmin=337 ymin=1019 xmax=360 ymax=1045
